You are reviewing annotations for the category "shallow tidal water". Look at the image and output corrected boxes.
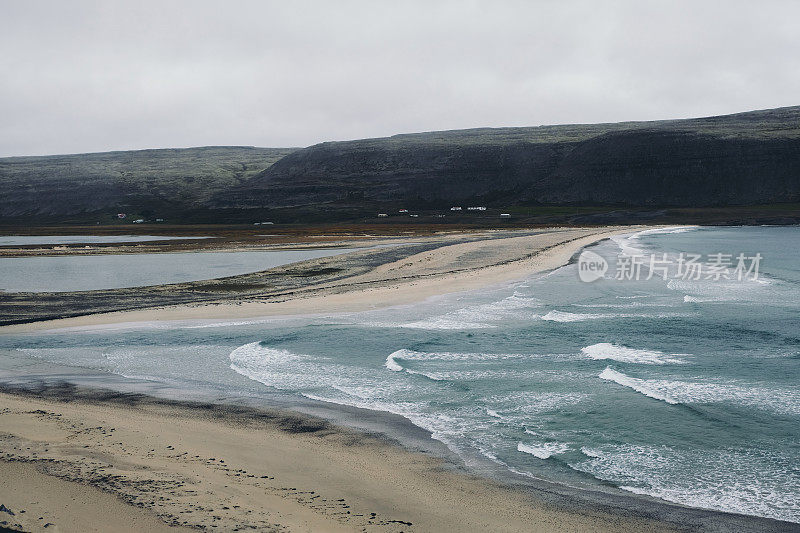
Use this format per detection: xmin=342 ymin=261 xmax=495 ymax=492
xmin=1 ymin=226 xmax=798 ymax=523
xmin=0 ymin=234 xmax=213 ymax=246
xmin=0 ymin=247 xmax=358 ymax=292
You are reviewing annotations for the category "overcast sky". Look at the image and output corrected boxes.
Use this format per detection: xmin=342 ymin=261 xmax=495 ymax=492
xmin=1 ymin=0 xmax=799 ymax=157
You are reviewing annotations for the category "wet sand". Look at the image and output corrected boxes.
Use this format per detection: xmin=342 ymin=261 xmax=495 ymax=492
xmin=0 ymin=387 xmax=681 ymax=533
xmin=3 ymin=225 xmax=792 ymax=532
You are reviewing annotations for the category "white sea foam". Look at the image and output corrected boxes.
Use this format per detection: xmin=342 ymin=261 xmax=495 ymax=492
xmin=384 ymin=351 xmax=404 ymax=371
xmin=396 ymin=316 xmax=497 ymax=330
xmin=628 ymin=226 xmax=700 ymax=239
xmin=389 ymin=293 xmax=540 ymax=330
xmin=387 ymin=348 xmax=525 ymax=363
xmin=542 ymin=310 xmax=689 ymax=322
xmin=574 ymin=301 xmax=674 ymax=309
xmin=182 ymin=319 xmax=274 ymax=329
xmin=570 ymin=444 xmax=800 ymax=523
xmin=582 ymin=343 xmax=686 ymax=365
xmin=542 ymin=310 xmax=609 ymax=322
xmin=599 ymin=367 xmax=679 ymax=404
xmin=669 ymin=274 xmax=773 ymax=304
xmin=579 ymin=447 xmax=602 ymax=458
xmin=598 ymin=367 xmax=800 ymax=415
xmin=386 ymin=349 xmax=542 ymax=383
xmin=683 ymin=295 xmax=727 ymax=303
xmin=610 ymin=234 xmax=646 ymax=256
xmin=229 ymin=342 xmax=317 ymax=390
xmin=486 ymin=409 xmax=504 ymax=419
xmin=384 ymin=351 xmax=447 ymax=380
xmin=517 ymin=441 xmax=570 ymax=459
xmin=610 ymin=226 xmax=698 ymax=258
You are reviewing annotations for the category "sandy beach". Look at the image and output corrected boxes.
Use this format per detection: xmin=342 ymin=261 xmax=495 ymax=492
xmin=0 ymin=386 xmax=690 ymax=533
xmin=2 ymin=226 xmax=792 ymax=532
xmin=0 ymin=226 xmax=634 ymax=333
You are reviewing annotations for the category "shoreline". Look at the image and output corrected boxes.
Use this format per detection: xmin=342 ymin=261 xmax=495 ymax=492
xmin=1 ymin=226 xmax=636 ymax=333
xmin=1 ymin=381 xmax=792 ymax=533
xmin=4 ymin=225 xmax=792 ymax=531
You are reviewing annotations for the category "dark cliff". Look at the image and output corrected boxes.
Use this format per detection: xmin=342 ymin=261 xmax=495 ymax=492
xmin=0 ymin=146 xmax=295 ymax=219
xmin=2 ymin=106 xmax=799 ymax=225
xmin=218 ymin=106 xmax=800 ymax=209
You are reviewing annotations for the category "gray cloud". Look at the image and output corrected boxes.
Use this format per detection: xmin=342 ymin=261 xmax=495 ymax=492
xmin=1 ymin=0 xmax=799 ymax=156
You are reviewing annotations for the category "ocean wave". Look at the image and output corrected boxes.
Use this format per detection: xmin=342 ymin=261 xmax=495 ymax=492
xmin=517 ymin=441 xmax=570 ymax=459
xmin=480 ymin=392 xmax=590 ymax=419
xmin=228 ymin=342 xmax=318 ymax=390
xmin=569 ymin=444 xmax=800 ymax=523
xmin=598 ymin=367 xmax=800 ymax=415
xmin=610 ymin=226 xmax=698 ymax=258
xmin=683 ymin=295 xmax=729 ymax=303
xmin=574 ymin=301 xmax=675 ymax=309
xmin=542 ymin=310 xmax=690 ymax=322
xmin=599 ymin=367 xmax=679 ymax=404
xmin=394 ymin=317 xmax=497 ymax=330
xmin=542 ymin=310 xmax=612 ymax=322
xmin=669 ymin=276 xmax=772 ymax=304
xmin=486 ymin=409 xmax=508 ymax=420
xmin=384 ymin=351 xmax=404 ymax=371
xmin=582 ymin=343 xmax=686 ymax=365
xmin=579 ymin=447 xmax=602 ymax=458
xmin=572 ymin=301 xmax=677 ymax=309
xmin=389 ymin=293 xmax=540 ymax=330
xmin=628 ymin=226 xmax=700 ymax=239
xmin=387 ymin=348 xmax=526 ymax=363
xmin=384 ymin=350 xmax=448 ymax=380
xmin=182 ymin=319 xmax=273 ymax=329
xmin=609 ymin=234 xmax=646 ymax=256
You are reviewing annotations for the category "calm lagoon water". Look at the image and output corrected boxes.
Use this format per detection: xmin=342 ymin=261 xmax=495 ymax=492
xmin=0 ymin=248 xmax=357 ymax=292
xmin=0 ymin=235 xmax=213 ymax=246
xmin=1 ymin=226 xmax=798 ymax=523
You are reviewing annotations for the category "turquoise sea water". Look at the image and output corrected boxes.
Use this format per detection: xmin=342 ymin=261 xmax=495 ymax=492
xmin=1 ymin=227 xmax=798 ymax=523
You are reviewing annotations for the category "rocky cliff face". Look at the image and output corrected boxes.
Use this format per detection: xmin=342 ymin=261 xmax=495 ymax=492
xmin=218 ymin=106 xmax=800 ymax=209
xmin=0 ymin=146 xmax=295 ymax=219
xmin=3 ymin=107 xmax=799 ymax=223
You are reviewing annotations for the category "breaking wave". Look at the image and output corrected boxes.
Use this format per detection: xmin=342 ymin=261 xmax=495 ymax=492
xmin=598 ymin=367 xmax=800 ymax=415
xmin=542 ymin=310 xmax=689 ymax=322
xmin=599 ymin=367 xmax=679 ymax=404
xmin=570 ymin=444 xmax=800 ymax=523
xmin=582 ymin=343 xmax=686 ymax=365
xmin=517 ymin=441 xmax=571 ymax=459
xmin=390 ymin=293 xmax=540 ymax=330
xmin=628 ymin=226 xmax=700 ymax=239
